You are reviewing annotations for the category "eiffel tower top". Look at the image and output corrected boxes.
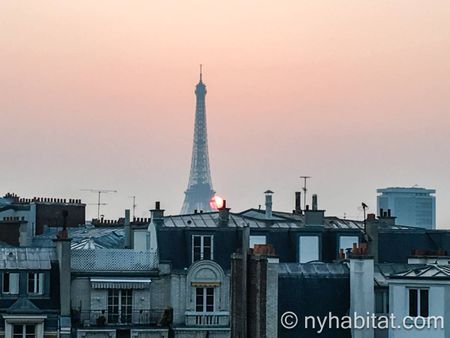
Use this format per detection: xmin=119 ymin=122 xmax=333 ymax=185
xmin=181 ymin=66 xmax=215 ymax=214
xmin=196 ymin=64 xmax=206 ymax=91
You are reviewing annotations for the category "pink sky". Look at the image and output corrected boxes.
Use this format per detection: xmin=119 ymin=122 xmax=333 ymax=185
xmin=1 ymin=1 xmax=450 ymax=225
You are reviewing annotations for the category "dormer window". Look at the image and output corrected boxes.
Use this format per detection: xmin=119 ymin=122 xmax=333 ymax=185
xmin=2 ymin=272 xmax=19 ymax=295
xmin=339 ymin=235 xmax=359 ymax=254
xmin=192 ymin=235 xmax=213 ymax=262
xmin=27 ymin=273 xmax=44 ymax=295
xmin=250 ymin=235 xmax=266 ymax=249
xmin=13 ymin=324 xmax=35 ymax=338
xmin=299 ymin=235 xmax=320 ymax=263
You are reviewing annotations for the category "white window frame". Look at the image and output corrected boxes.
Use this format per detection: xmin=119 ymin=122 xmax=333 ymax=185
xmin=195 ymin=287 xmax=215 ymax=313
xmin=249 ymin=235 xmax=267 ymax=249
xmin=3 ymin=316 xmax=45 ymax=338
xmin=27 ymin=273 xmax=44 ymax=295
xmin=408 ymin=287 xmax=429 ymax=318
xmin=192 ymin=235 xmax=214 ymax=262
xmin=107 ymin=289 xmax=133 ymax=324
xmin=2 ymin=272 xmax=20 ymax=295
xmin=298 ymin=235 xmax=320 ymax=263
xmin=12 ymin=324 xmax=36 ymax=338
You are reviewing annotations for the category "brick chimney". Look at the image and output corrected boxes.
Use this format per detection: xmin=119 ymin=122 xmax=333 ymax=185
xmin=231 ymin=228 xmax=278 ymax=338
xmin=218 ymin=200 xmax=230 ymax=226
xmin=365 ymin=213 xmax=379 ymax=262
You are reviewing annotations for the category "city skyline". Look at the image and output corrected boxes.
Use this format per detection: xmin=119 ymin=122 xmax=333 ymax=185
xmin=1 ymin=1 xmax=450 ymax=225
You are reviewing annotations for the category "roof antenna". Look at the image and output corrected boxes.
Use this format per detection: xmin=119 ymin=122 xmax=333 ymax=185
xmin=300 ymin=176 xmax=311 ymax=210
xmin=200 ymin=64 xmax=203 ymax=82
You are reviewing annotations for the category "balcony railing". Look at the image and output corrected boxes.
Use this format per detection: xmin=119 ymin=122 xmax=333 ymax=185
xmin=72 ymin=309 xmax=167 ymax=327
xmin=185 ymin=311 xmax=230 ymax=327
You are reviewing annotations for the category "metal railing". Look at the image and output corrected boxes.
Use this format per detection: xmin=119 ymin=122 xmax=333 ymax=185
xmin=185 ymin=311 xmax=230 ymax=327
xmin=72 ymin=309 xmax=166 ymax=327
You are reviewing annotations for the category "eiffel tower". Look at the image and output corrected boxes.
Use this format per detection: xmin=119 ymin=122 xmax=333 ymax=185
xmin=181 ymin=66 xmax=215 ymax=214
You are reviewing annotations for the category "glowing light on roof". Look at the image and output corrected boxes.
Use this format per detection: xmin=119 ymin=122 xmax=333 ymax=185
xmin=209 ymin=195 xmax=224 ymax=210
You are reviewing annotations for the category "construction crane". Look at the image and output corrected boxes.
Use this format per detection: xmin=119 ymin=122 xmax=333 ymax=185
xmin=81 ymin=189 xmax=117 ymax=219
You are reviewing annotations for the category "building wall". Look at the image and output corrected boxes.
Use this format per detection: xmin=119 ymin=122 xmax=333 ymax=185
xmin=377 ymin=188 xmax=436 ymax=229
xmin=35 ymin=203 xmax=85 ymax=234
xmin=0 ymin=222 xmax=20 ymax=245
xmin=389 ymin=282 xmax=448 ymax=338
xmin=278 ymin=274 xmax=351 ymax=338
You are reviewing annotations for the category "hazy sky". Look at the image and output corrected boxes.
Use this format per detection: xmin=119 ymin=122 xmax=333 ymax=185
xmin=1 ymin=1 xmax=450 ymax=226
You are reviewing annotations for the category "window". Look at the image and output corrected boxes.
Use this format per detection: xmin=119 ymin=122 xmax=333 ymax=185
xmin=195 ymin=287 xmax=214 ymax=312
xmin=409 ymin=288 xmax=429 ymax=317
xmin=375 ymin=288 xmax=389 ymax=314
xmin=108 ymin=289 xmax=132 ymax=323
xmin=192 ymin=235 xmax=213 ymax=262
xmin=13 ymin=325 xmax=35 ymax=338
xmin=339 ymin=236 xmax=359 ymax=252
xmin=27 ymin=273 xmax=44 ymax=295
xmin=250 ymin=235 xmax=266 ymax=249
xmin=299 ymin=236 xmax=319 ymax=263
xmin=2 ymin=272 xmax=19 ymax=294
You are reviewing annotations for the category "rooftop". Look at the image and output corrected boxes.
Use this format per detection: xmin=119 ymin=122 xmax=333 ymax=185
xmin=391 ymin=264 xmax=450 ymax=279
xmin=278 ymin=262 xmax=349 ymax=278
xmin=377 ymin=187 xmax=436 ymax=194
xmin=71 ymin=249 xmax=158 ymax=272
xmin=0 ymin=247 xmax=55 ymax=270
xmin=33 ymin=225 xmax=124 ymax=249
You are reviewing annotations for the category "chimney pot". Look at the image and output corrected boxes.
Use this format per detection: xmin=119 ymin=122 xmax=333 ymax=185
xmin=312 ymin=194 xmax=318 ymax=210
xmin=295 ymin=191 xmax=302 ymax=214
xmin=264 ymin=190 xmax=273 ymax=219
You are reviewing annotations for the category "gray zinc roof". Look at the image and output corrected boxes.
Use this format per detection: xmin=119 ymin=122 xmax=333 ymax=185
xmin=391 ymin=264 xmax=450 ymax=279
xmin=0 ymin=247 xmax=55 ymax=270
xmin=33 ymin=225 xmax=124 ymax=249
xmin=278 ymin=262 xmax=349 ymax=278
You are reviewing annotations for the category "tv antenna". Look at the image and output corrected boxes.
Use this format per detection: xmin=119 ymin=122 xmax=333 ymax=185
xmin=81 ymin=189 xmax=117 ymax=219
xmin=361 ymin=202 xmax=369 ymax=233
xmin=300 ymin=176 xmax=311 ymax=210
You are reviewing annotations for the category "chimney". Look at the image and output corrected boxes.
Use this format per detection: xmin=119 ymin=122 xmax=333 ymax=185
xmin=231 ymin=225 xmax=250 ymax=337
xmin=378 ymin=208 xmax=396 ymax=226
xmin=150 ymin=201 xmax=165 ymax=226
xmin=231 ymin=227 xmax=279 ymax=338
xmin=304 ymin=196 xmax=325 ymax=226
xmin=312 ymin=194 xmax=318 ymax=211
xmin=19 ymin=222 xmax=31 ymax=247
xmin=349 ymin=255 xmax=374 ymax=338
xmin=124 ymin=209 xmax=131 ymax=249
xmin=53 ymin=212 xmax=72 ymax=337
xmin=294 ymin=192 xmax=302 ymax=214
xmin=218 ymin=200 xmax=230 ymax=226
xmin=264 ymin=190 xmax=273 ymax=219
xmin=365 ymin=214 xmax=379 ymax=262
